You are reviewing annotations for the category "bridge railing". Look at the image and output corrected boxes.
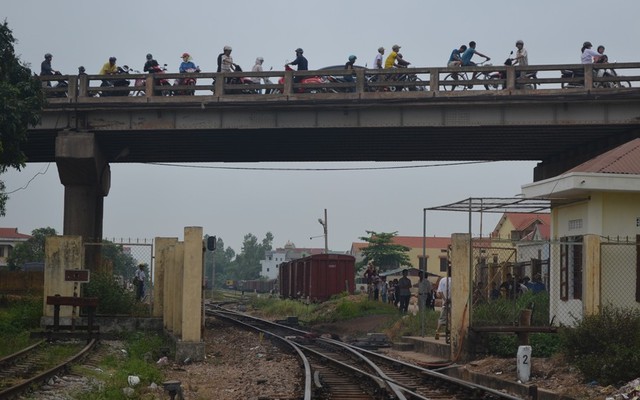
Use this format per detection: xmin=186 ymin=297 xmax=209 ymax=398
xmin=39 ymin=62 xmax=640 ymax=101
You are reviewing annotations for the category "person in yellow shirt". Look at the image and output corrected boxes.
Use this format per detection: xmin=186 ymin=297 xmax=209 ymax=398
xmin=99 ymin=56 xmax=118 ymax=75
xmin=384 ymin=44 xmax=401 ymax=68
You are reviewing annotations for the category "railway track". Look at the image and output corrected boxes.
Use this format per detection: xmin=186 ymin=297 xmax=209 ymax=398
xmin=207 ymin=305 xmax=522 ymax=400
xmin=0 ymin=339 xmax=97 ymax=399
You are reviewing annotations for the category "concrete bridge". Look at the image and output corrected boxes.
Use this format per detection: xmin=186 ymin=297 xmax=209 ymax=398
xmin=29 ymin=62 xmax=640 ymax=246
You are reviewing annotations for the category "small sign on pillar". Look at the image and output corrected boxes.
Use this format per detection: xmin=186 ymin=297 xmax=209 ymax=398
xmin=64 ymin=269 xmax=90 ymax=282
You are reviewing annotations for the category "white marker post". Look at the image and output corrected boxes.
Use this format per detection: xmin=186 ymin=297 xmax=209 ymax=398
xmin=517 ymin=345 xmax=532 ymax=383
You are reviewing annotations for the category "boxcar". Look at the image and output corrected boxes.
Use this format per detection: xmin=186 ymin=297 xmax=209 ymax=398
xmin=279 ymin=254 xmax=355 ymax=302
xmin=238 ymin=279 xmax=277 ymax=293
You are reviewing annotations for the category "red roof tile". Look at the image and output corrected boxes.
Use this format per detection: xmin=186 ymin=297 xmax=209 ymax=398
xmin=351 ymin=236 xmax=451 ymax=250
xmin=567 ymin=138 xmax=640 ymax=175
xmin=0 ymin=228 xmax=31 ymax=240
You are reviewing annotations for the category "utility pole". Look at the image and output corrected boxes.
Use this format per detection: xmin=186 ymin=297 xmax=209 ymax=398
xmin=318 ymin=209 xmax=328 ymax=254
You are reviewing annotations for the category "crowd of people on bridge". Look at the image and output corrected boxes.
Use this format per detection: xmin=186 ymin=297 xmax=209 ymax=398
xmin=39 ymin=40 xmax=612 ymax=87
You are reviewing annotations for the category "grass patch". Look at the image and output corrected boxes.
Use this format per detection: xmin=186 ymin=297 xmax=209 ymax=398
xmin=73 ymin=332 xmax=169 ymax=400
xmin=0 ymin=295 xmax=43 ymax=356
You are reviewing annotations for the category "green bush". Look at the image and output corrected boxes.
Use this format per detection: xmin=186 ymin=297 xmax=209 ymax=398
xmin=560 ymin=306 xmax=640 ymax=386
xmin=0 ymin=295 xmax=42 ymax=334
xmin=82 ymin=272 xmax=139 ymax=315
xmin=485 ymin=333 xmax=562 ymax=357
xmin=472 ymin=291 xmax=550 ymax=326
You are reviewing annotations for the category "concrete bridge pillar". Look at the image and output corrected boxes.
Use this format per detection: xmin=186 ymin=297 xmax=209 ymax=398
xmin=55 ymin=131 xmax=110 ymax=268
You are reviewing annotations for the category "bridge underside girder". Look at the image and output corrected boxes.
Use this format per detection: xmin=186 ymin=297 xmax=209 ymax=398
xmin=27 ymin=94 xmax=640 ymax=180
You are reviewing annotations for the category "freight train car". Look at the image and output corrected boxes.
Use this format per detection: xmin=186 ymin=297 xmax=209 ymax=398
xmin=239 ymin=278 xmax=278 ymax=293
xmin=278 ymin=254 xmax=355 ymax=302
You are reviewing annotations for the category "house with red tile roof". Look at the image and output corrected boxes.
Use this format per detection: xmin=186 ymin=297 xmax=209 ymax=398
xmin=0 ymin=228 xmax=31 ymax=267
xmin=350 ymin=236 xmax=451 ymax=277
xmin=522 ymin=138 xmax=640 ymax=324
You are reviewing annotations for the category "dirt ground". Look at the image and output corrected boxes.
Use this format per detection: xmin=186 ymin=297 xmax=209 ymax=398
xmin=24 ymin=312 xmax=630 ymax=399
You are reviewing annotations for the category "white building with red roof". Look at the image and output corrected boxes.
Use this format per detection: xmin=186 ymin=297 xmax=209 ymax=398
xmin=0 ymin=228 xmax=32 ymax=267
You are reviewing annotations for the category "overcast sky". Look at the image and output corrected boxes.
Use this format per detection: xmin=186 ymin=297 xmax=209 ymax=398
xmin=1 ymin=1 xmax=638 ymax=252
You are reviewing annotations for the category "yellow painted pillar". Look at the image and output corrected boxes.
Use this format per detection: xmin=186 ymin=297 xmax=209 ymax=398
xmin=153 ymin=238 xmax=177 ymax=318
xmin=164 ymin=243 xmax=176 ymax=332
xmin=43 ymin=236 xmax=84 ymax=317
xmin=583 ymin=234 xmax=601 ymax=315
xmin=451 ymin=233 xmax=471 ymax=360
xmin=182 ymin=227 xmax=203 ymax=342
xmin=172 ymin=242 xmax=184 ymax=337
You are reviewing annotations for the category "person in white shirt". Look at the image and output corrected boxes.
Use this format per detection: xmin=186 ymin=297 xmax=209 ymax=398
xmin=417 ymin=270 xmax=432 ymax=313
xmin=581 ymin=41 xmax=603 ymax=64
xmin=434 ymin=270 xmax=451 ymax=340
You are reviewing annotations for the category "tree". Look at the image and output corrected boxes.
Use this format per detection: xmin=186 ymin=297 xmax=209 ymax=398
xmin=357 ymin=230 xmax=411 ymax=272
xmin=99 ymin=240 xmax=138 ymax=280
xmin=7 ymin=227 xmax=57 ymax=270
xmin=203 ymin=236 xmax=236 ymax=288
xmin=233 ymin=232 xmax=274 ymax=280
xmin=0 ymin=20 xmax=45 ymax=215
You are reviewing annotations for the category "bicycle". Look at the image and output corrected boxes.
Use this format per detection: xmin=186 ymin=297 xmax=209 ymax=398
xmin=441 ymin=60 xmax=493 ymax=91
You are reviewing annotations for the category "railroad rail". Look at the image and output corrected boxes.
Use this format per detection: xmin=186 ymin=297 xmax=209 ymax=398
xmin=207 ymin=304 xmax=523 ymax=399
xmin=0 ymin=338 xmax=97 ymax=398
xmin=40 ymin=62 xmax=640 ymax=102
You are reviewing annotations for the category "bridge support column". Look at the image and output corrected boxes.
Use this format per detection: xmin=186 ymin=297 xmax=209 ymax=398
xmin=55 ymin=131 xmax=110 ymax=268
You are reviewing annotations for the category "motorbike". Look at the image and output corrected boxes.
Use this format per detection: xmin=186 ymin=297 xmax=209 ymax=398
xmin=46 ymin=71 xmax=69 ymax=98
xmin=561 ymin=57 xmax=630 ymax=89
xmin=275 ymin=65 xmax=328 ymax=93
xmin=100 ymin=65 xmax=131 ymax=97
xmin=225 ymin=64 xmax=262 ymax=94
xmin=173 ymin=66 xmax=200 ymax=95
xmin=134 ymin=64 xmax=171 ymax=96
xmin=486 ymin=51 xmax=538 ymax=90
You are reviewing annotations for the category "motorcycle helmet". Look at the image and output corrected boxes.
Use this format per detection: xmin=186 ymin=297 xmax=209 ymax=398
xmin=146 ymin=53 xmax=153 ymax=60
xmin=44 ymin=53 xmax=52 ymax=59
xmin=583 ymin=41 xmax=592 ymax=48
xmin=256 ymin=57 xmax=264 ymax=63
xmin=295 ymin=48 xmax=304 ymax=54
xmin=392 ymin=44 xmax=401 ymax=51
xmin=378 ymin=47 xmax=384 ymax=53
xmin=516 ymin=40 xmax=524 ymax=46
xmin=348 ymin=55 xmax=357 ymax=62
xmin=223 ymin=45 xmax=232 ymax=51
xmin=109 ymin=56 xmax=116 ymax=62
xmin=78 ymin=66 xmax=85 ymax=73
xmin=181 ymin=52 xmax=190 ymax=58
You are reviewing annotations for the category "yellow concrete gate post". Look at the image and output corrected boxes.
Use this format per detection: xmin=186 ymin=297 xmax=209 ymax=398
xmin=450 ymin=233 xmax=472 ymax=361
xmin=175 ymin=227 xmax=205 ymax=362
xmin=43 ymin=236 xmax=84 ymax=320
xmin=153 ymin=237 xmax=178 ymax=320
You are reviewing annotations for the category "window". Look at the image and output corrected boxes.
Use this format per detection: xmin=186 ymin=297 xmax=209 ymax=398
xmin=0 ymin=246 xmax=4 ymax=257
xmin=439 ymin=257 xmax=448 ymax=272
xmin=560 ymin=236 xmax=583 ymax=301
xmin=267 ymin=268 xmax=270 ymax=273
xmin=418 ymin=256 xmax=428 ymax=270
xmin=568 ymin=219 xmax=583 ymax=230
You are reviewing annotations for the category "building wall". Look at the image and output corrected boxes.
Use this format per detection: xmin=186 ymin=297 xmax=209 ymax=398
xmin=260 ymin=251 xmax=287 ymax=279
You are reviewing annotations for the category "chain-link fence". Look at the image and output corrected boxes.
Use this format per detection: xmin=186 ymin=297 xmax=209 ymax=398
xmin=601 ymin=239 xmax=639 ymax=309
xmin=470 ymin=236 xmax=639 ymax=328
xmin=82 ymin=238 xmax=154 ymax=315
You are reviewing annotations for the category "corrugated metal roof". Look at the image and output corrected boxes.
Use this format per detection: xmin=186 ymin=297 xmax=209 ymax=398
xmin=567 ymin=138 xmax=640 ymax=174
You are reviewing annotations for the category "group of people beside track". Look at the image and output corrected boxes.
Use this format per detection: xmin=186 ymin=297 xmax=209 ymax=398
xmin=362 ymin=263 xmax=451 ymax=340
xmin=39 ymin=40 xmax=613 ymax=88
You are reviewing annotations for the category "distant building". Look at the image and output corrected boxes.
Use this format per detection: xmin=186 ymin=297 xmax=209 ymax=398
xmin=0 ymin=228 xmax=31 ymax=267
xmin=350 ymin=236 xmax=452 ymax=277
xmin=259 ymin=241 xmax=327 ymax=279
